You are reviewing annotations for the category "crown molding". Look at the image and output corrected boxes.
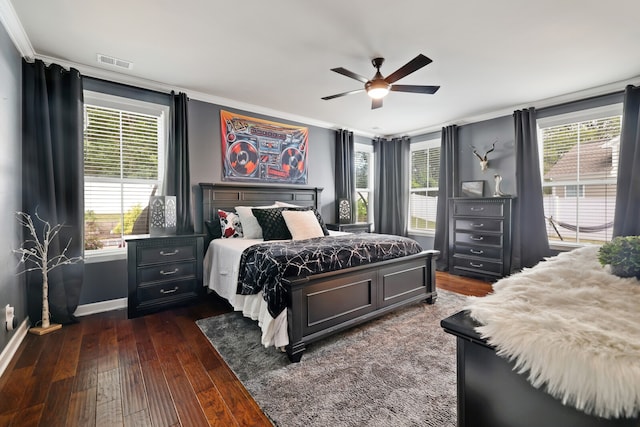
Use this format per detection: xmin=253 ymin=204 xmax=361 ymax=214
xmin=0 ymin=0 xmax=34 ymax=58
xmin=35 ymin=53 xmax=376 ymax=139
xmin=405 ymin=74 xmax=640 ymax=137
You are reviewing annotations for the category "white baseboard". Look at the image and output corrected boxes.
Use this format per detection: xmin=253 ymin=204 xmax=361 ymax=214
xmin=0 ymin=318 xmax=29 ymax=379
xmin=74 ymin=298 xmax=127 ymax=317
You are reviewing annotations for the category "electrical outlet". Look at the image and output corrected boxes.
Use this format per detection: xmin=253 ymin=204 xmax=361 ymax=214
xmin=5 ymin=305 xmax=16 ymax=331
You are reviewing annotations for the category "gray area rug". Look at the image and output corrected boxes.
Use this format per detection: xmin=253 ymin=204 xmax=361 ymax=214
xmin=196 ymin=290 xmax=468 ymax=427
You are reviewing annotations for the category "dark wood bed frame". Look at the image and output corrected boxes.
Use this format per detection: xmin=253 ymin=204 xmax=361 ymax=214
xmin=199 ymin=183 xmax=439 ymax=362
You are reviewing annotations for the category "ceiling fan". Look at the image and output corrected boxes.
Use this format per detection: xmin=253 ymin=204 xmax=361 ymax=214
xmin=321 ymin=54 xmax=440 ymax=109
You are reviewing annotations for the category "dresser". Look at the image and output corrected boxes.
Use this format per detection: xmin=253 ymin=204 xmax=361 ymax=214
xmin=127 ymin=234 xmax=204 ymax=318
xmin=448 ymin=197 xmax=513 ymax=280
xmin=326 ymin=223 xmax=372 ymax=233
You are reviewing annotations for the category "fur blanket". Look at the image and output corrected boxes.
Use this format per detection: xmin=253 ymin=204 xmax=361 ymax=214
xmin=465 ymin=246 xmax=640 ymax=419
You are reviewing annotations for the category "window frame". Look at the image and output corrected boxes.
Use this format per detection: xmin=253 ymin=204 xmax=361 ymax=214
xmin=354 ymin=142 xmax=375 ymax=225
xmin=83 ymin=91 xmax=169 ymax=262
xmin=537 ymin=103 xmax=622 ymax=248
xmin=408 ymin=138 xmax=441 ymax=235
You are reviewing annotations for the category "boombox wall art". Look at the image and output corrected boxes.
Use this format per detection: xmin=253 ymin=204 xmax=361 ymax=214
xmin=220 ymin=110 xmax=309 ymax=184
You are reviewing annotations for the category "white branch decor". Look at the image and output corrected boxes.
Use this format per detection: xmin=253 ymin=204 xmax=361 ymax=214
xmin=14 ymin=211 xmax=83 ymax=331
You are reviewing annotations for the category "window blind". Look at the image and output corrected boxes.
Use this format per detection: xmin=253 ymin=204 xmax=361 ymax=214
xmin=409 ymin=143 xmax=440 ymax=231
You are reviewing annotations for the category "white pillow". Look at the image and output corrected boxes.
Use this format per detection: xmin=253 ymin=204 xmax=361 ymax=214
xmin=281 ymin=209 xmax=325 ymax=240
xmin=235 ymin=204 xmax=277 ymax=239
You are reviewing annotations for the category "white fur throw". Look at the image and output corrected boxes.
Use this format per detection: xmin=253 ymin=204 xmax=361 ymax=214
xmin=465 ymin=246 xmax=640 ymax=419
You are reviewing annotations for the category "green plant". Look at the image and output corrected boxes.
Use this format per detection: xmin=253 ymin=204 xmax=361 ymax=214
xmin=597 ymin=236 xmax=640 ymax=278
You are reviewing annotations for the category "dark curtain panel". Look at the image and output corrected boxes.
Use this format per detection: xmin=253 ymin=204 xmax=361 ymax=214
xmin=335 ymin=129 xmax=355 ymax=221
xmin=374 ymin=136 xmax=410 ymax=236
xmin=512 ymin=108 xmax=550 ymax=271
xmin=433 ymin=125 xmax=458 ymax=270
xmin=22 ymin=59 xmax=84 ymax=325
xmin=164 ymin=91 xmax=194 ymax=234
xmin=613 ymin=85 xmax=640 ymax=237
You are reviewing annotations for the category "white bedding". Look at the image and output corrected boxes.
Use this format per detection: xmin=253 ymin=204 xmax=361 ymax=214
xmin=202 ymin=231 xmax=350 ymax=348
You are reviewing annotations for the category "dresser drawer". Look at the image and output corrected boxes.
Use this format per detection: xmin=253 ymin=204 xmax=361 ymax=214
xmin=452 ymin=256 xmax=503 ymax=274
xmin=453 ymin=202 xmax=504 ymax=217
xmin=455 ymin=218 xmax=503 ymax=233
xmin=138 ymin=260 xmax=196 ymax=285
xmin=454 ymin=244 xmax=502 ymax=260
xmin=137 ymin=279 xmax=199 ymax=303
xmin=138 ymin=244 xmax=196 ymax=265
xmin=455 ymin=231 xmax=502 ymax=247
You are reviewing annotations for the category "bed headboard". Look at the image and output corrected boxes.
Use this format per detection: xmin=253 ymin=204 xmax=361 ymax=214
xmin=199 ymin=183 xmax=323 ymax=243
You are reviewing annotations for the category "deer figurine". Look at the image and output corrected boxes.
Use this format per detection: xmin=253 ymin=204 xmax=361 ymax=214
xmin=470 ymin=141 xmax=496 ymax=172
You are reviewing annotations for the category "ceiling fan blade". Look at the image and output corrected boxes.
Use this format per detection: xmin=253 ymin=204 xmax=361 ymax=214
xmin=331 ymin=67 xmax=369 ymax=84
xmin=321 ymin=89 xmax=365 ymax=100
xmin=390 ymin=84 xmax=440 ymax=94
xmin=371 ymin=98 xmax=383 ymax=109
xmin=384 ymin=54 xmax=433 ymax=84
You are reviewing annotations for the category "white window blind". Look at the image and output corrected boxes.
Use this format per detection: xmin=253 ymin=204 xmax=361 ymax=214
xmin=84 ymin=98 xmax=166 ymax=254
xmin=354 ymin=144 xmax=374 ymax=223
xmin=539 ymin=107 xmax=622 ymax=245
xmin=409 ymin=139 xmax=440 ymax=232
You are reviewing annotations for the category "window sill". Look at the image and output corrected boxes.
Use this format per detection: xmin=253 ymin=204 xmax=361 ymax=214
xmin=407 ymin=230 xmax=436 ymax=237
xmin=84 ymin=249 xmax=126 ymax=264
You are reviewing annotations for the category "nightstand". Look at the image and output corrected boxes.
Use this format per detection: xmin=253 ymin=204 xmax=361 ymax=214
xmin=126 ymin=234 xmax=204 ymax=318
xmin=326 ymin=223 xmax=372 ymax=233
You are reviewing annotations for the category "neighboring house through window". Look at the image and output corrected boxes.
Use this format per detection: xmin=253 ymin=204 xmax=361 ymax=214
xmin=538 ymin=104 xmax=622 ymax=245
xmin=354 ymin=143 xmax=374 ymax=223
xmin=409 ymin=138 xmax=440 ymax=233
xmin=83 ymin=91 xmax=168 ymax=258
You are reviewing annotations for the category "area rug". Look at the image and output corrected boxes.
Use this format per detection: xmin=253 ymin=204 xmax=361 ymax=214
xmin=196 ymin=290 xmax=467 ymax=427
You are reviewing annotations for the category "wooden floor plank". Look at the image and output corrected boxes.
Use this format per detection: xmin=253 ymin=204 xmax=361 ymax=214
xmin=0 ymin=272 xmax=489 ymax=427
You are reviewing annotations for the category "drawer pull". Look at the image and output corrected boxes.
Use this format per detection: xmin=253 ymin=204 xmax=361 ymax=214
xmin=160 ymin=286 xmax=179 ymax=294
xmin=469 ymin=236 xmax=484 ymax=241
xmin=470 ymin=207 xmax=485 ymax=212
xmin=469 ymin=262 xmax=484 ymax=268
xmin=160 ymin=249 xmax=179 ymax=256
xmin=472 ymin=223 xmax=484 ymax=228
xmin=470 ymin=249 xmax=484 ymax=255
xmin=160 ymin=268 xmax=179 ymax=276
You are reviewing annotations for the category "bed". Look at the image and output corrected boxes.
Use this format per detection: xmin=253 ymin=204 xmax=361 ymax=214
xmin=199 ymin=183 xmax=439 ymax=362
xmin=441 ymin=246 xmax=640 ymax=427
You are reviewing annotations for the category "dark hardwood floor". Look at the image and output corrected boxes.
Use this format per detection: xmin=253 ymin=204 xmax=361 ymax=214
xmin=0 ymin=272 xmax=491 ymax=427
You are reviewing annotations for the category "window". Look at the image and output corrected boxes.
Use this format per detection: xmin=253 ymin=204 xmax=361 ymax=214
xmin=538 ymin=104 xmax=622 ymax=245
xmin=83 ymin=92 xmax=168 ymax=257
xmin=354 ymin=143 xmax=374 ymax=223
xmin=409 ymin=139 xmax=440 ymax=232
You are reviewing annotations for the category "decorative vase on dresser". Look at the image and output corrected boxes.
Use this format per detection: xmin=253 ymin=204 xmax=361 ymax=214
xmin=448 ymin=197 xmax=513 ymax=281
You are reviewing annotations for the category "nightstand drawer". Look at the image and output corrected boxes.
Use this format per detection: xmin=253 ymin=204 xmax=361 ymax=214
xmin=455 ymin=244 xmax=502 ymax=260
xmin=137 ymin=279 xmax=199 ymax=303
xmin=138 ymin=260 xmax=196 ymax=285
xmin=455 ymin=218 xmax=503 ymax=233
xmin=452 ymin=256 xmax=503 ymax=274
xmin=454 ymin=202 xmax=504 ymax=217
xmin=138 ymin=244 xmax=196 ymax=265
xmin=455 ymin=231 xmax=502 ymax=247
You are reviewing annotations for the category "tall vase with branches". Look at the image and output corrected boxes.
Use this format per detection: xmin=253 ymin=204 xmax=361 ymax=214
xmin=14 ymin=211 xmax=83 ymax=334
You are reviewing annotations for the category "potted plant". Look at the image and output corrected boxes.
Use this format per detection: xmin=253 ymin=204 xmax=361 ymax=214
xmin=14 ymin=211 xmax=83 ymax=335
xmin=597 ymin=235 xmax=640 ymax=279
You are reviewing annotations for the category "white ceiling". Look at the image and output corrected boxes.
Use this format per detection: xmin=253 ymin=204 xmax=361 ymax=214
xmin=7 ymin=0 xmax=640 ymax=137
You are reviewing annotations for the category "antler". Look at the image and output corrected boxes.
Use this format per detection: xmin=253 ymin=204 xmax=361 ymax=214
xmin=469 ymin=145 xmax=484 ymax=161
xmin=484 ymin=141 xmax=496 ymax=157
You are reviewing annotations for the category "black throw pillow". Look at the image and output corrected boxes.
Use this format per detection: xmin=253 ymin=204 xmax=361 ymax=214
xmin=204 ymin=218 xmax=222 ymax=240
xmin=251 ymin=207 xmax=292 ymax=241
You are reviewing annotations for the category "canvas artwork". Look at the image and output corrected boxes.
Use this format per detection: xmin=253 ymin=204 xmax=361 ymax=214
xmin=220 ymin=110 xmax=309 ymax=184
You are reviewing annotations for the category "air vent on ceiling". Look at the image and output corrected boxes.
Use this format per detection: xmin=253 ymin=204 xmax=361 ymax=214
xmin=97 ymin=54 xmax=133 ymax=70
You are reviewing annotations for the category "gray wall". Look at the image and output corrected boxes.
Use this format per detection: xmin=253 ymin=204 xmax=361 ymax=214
xmin=80 ymin=98 xmax=338 ymax=304
xmin=408 ymin=115 xmax=517 ymax=250
xmin=0 ymin=25 xmax=26 ymax=354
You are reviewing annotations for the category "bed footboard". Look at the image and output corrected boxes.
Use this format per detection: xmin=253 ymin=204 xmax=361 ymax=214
xmin=284 ymin=250 xmax=439 ymax=362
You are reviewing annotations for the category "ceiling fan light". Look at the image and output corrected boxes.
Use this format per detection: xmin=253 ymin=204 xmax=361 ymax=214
xmin=366 ymin=80 xmax=390 ymax=99
xmin=367 ymin=87 xmax=389 ymax=99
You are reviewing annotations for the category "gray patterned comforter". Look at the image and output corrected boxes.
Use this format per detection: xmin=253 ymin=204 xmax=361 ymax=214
xmin=236 ymin=233 xmax=423 ymax=318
